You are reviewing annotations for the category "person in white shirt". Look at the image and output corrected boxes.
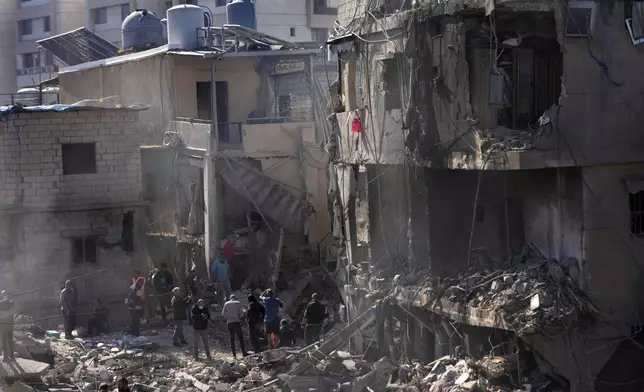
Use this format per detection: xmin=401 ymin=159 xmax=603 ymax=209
xmin=222 ymin=294 xmax=248 ymax=358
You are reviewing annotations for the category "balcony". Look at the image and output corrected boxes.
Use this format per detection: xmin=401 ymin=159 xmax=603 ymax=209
xmin=173 ymin=118 xmax=316 ymax=158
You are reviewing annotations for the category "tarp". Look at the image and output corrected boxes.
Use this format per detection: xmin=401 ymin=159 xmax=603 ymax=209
xmin=0 ymin=103 xmax=149 ymax=117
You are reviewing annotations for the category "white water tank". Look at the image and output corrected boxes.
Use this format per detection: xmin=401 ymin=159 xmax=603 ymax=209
xmin=167 ymin=4 xmax=206 ymax=50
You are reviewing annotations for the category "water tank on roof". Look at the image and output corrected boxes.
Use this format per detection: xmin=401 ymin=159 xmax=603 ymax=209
xmin=160 ymin=18 xmax=168 ymax=41
xmin=227 ymin=0 xmax=257 ymax=30
xmin=121 ymin=9 xmax=165 ymax=51
xmin=167 ymin=4 xmax=208 ymax=50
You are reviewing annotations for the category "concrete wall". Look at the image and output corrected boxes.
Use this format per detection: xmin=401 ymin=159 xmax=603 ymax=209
xmin=582 ymin=163 xmax=644 ymax=325
xmin=0 ymin=109 xmax=147 ymax=327
xmin=173 ymin=56 xmax=261 ymax=123
xmin=59 ymin=55 xmax=175 ymax=144
xmin=424 ymin=168 xmax=583 ymax=276
xmin=0 ymin=1 xmax=18 ymax=102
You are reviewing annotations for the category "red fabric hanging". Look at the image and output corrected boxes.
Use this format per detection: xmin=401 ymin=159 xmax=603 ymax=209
xmin=351 ymin=116 xmax=362 ymax=133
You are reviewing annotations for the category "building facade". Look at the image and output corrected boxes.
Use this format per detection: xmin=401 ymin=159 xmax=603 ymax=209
xmin=12 ymin=0 xmax=85 ymax=91
xmin=327 ymin=0 xmax=644 ymax=391
xmin=0 ymin=107 xmax=147 ymax=327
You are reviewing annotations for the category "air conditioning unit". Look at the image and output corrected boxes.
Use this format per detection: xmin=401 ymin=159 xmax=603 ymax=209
xmin=565 ymin=1 xmax=597 ymax=37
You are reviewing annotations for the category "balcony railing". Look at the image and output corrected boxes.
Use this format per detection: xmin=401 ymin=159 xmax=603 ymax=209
xmin=17 ymin=65 xmax=58 ymax=76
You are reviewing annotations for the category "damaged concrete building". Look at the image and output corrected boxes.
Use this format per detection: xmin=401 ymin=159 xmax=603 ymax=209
xmin=327 ymin=0 xmax=644 ymax=391
xmin=0 ymin=105 xmax=148 ymax=326
xmin=55 ymin=25 xmax=334 ymax=299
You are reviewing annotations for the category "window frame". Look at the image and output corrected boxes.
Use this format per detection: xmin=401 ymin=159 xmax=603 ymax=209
xmin=93 ymin=7 xmax=108 ymax=25
xmin=43 ymin=16 xmax=51 ymax=32
xmin=18 ymin=19 xmax=33 ymax=37
xmin=61 ymin=143 xmax=97 ymax=175
xmin=71 ymin=237 xmax=98 ymax=264
xmin=121 ymin=3 xmax=131 ymax=21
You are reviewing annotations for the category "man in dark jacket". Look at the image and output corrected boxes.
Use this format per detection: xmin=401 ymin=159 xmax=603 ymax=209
xmin=60 ymin=280 xmax=77 ymax=339
xmin=302 ymin=293 xmax=327 ymax=345
xmin=171 ymin=287 xmax=190 ymax=346
xmin=246 ymin=295 xmax=265 ymax=353
xmin=152 ymin=264 xmax=173 ymax=320
xmin=128 ymin=278 xmax=145 ymax=336
xmin=88 ymin=299 xmax=109 ymax=336
xmin=192 ymin=299 xmax=211 ymax=360
xmin=278 ymin=319 xmax=296 ymax=347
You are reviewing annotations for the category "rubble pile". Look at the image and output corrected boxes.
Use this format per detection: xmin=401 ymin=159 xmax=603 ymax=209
xmin=389 ymin=246 xmax=599 ymax=335
xmin=394 ymin=355 xmax=565 ymax=392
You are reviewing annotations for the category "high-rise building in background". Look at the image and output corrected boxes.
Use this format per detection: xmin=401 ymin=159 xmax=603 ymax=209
xmin=0 ymin=0 xmax=337 ymax=100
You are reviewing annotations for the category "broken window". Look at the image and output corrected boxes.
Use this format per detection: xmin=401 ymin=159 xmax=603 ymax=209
xmin=72 ymin=237 xmax=98 ymax=264
xmin=62 ymin=143 xmax=96 ymax=175
xmin=565 ymin=2 xmax=596 ymax=37
xmin=630 ymin=191 xmax=644 ymax=235
xmin=381 ymin=56 xmax=403 ymax=111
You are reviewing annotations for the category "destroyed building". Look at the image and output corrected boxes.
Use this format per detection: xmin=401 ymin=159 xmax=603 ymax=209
xmin=54 ymin=23 xmax=334 ymax=298
xmin=0 ymin=105 xmax=148 ymax=327
xmin=326 ymin=0 xmax=644 ymax=391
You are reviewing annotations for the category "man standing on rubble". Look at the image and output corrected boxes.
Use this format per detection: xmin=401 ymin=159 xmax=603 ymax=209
xmin=192 ymin=299 xmax=212 ymax=361
xmin=247 ymin=294 xmax=265 ymax=353
xmin=222 ymin=294 xmax=248 ymax=358
xmin=211 ymin=250 xmax=231 ymax=305
xmin=171 ymin=287 xmax=190 ymax=346
xmin=260 ymin=289 xmax=283 ymax=349
xmin=152 ymin=263 xmax=174 ymax=320
xmin=302 ymin=293 xmax=327 ymax=345
xmin=60 ymin=280 xmax=77 ymax=339
xmin=0 ymin=291 xmax=16 ymax=361
xmin=128 ymin=277 xmax=145 ymax=336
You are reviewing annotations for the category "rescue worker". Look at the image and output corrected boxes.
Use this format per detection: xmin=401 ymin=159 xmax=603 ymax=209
xmin=192 ymin=299 xmax=211 ymax=361
xmin=210 ymin=250 xmax=231 ymax=305
xmin=152 ymin=263 xmax=174 ymax=320
xmin=0 ymin=291 xmax=16 ymax=361
xmin=60 ymin=280 xmax=77 ymax=339
xmin=171 ymin=287 xmax=190 ymax=346
xmin=222 ymin=294 xmax=247 ymax=358
xmin=260 ymin=289 xmax=283 ymax=349
xmin=302 ymin=293 xmax=327 ymax=345
xmin=128 ymin=277 xmax=145 ymax=336
xmin=246 ymin=295 xmax=265 ymax=353
xmin=87 ymin=299 xmax=109 ymax=336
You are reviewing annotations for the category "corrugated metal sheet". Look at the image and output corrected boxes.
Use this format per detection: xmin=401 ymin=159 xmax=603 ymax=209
xmin=220 ymin=157 xmax=310 ymax=234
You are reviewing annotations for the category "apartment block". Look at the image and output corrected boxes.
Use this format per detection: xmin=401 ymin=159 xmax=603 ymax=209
xmin=14 ymin=0 xmax=85 ymax=90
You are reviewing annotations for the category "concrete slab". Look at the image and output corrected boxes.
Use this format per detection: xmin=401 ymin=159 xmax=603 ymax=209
xmin=0 ymin=357 xmax=50 ymax=379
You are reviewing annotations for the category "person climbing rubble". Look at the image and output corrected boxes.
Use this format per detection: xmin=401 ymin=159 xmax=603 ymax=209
xmin=192 ymin=298 xmax=212 ymax=361
xmin=222 ymin=294 xmax=248 ymax=358
xmin=211 ymin=250 xmax=232 ymax=305
xmin=302 ymin=293 xmax=327 ymax=345
xmin=60 ymin=280 xmax=77 ymax=340
xmin=128 ymin=277 xmax=145 ymax=336
xmin=260 ymin=289 xmax=283 ymax=349
xmin=171 ymin=287 xmax=190 ymax=347
xmin=246 ymin=294 xmax=265 ymax=353
xmin=0 ymin=290 xmax=16 ymax=361
xmin=152 ymin=263 xmax=174 ymax=321
xmin=87 ymin=299 xmax=109 ymax=336
xmin=185 ymin=267 xmax=198 ymax=324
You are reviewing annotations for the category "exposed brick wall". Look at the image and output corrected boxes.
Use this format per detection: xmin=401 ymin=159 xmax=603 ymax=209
xmin=0 ymin=109 xmax=143 ymax=209
xmin=0 ymin=109 xmax=147 ymax=328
